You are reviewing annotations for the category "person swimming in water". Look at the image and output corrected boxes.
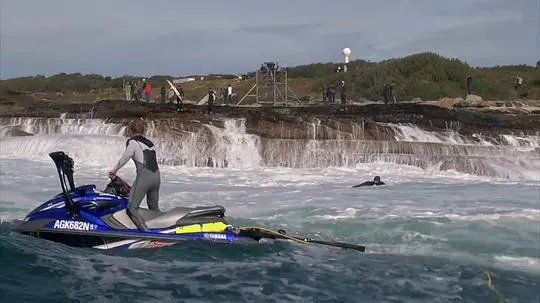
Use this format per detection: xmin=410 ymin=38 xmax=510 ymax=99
xmin=352 ymin=176 xmax=385 ymax=187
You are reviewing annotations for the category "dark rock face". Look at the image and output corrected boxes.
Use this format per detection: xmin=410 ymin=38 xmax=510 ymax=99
xmin=1 ymin=100 xmax=539 ymax=179
xmin=5 ymin=100 xmax=539 ymax=142
xmin=1 ymin=127 xmax=34 ymax=137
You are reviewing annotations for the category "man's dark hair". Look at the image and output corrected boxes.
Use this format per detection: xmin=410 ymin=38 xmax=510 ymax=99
xmin=130 ymin=120 xmax=146 ymax=135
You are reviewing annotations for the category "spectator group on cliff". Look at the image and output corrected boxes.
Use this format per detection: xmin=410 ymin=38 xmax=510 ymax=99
xmin=124 ymin=79 xmax=152 ymax=102
xmin=123 ymin=65 xmax=534 ymax=109
xmin=323 ymin=81 xmax=348 ymax=104
xmin=122 ymin=79 xmax=238 ymax=115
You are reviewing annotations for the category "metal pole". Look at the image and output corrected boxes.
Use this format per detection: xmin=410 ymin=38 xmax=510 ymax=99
xmin=285 ymin=70 xmax=288 ymax=103
xmin=256 ymin=71 xmax=259 ymax=104
xmin=237 ymin=84 xmax=256 ymax=105
xmin=273 ymin=69 xmax=276 ymax=104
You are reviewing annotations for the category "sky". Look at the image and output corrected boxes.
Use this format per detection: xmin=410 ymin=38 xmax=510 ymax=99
xmin=1 ymin=0 xmax=539 ymax=79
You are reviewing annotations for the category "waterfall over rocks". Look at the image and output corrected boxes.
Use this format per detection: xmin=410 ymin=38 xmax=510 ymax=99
xmin=1 ymin=115 xmax=538 ymax=180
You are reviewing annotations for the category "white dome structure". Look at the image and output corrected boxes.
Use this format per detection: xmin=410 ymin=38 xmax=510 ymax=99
xmin=342 ymin=48 xmax=351 ymax=63
xmin=341 ymin=48 xmax=351 ymax=72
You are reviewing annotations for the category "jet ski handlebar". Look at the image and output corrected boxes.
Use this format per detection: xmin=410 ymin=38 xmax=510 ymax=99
xmin=104 ymin=175 xmax=131 ymax=197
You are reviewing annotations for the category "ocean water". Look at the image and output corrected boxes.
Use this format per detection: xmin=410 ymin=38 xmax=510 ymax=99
xmin=0 ymin=121 xmax=539 ymax=302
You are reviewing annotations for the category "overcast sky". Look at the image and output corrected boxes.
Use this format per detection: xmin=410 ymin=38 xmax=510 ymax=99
xmin=1 ymin=0 xmax=538 ymax=79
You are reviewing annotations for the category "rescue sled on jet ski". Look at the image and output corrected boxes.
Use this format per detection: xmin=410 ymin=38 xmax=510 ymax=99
xmin=12 ymin=151 xmax=365 ymax=252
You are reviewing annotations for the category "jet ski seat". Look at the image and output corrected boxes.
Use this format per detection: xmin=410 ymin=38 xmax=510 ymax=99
xmin=112 ymin=205 xmax=226 ymax=229
xmin=143 ymin=205 xmax=225 ymax=229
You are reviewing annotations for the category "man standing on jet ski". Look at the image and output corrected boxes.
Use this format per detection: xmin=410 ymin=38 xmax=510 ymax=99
xmin=109 ymin=120 xmax=160 ymax=231
xmin=352 ymin=176 xmax=385 ymax=187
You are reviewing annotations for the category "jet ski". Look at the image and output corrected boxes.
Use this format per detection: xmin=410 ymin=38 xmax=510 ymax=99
xmin=12 ymin=151 xmax=365 ymax=252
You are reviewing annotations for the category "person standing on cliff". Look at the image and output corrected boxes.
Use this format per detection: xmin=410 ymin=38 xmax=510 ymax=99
xmin=382 ymin=84 xmax=389 ymax=104
xmin=221 ymin=88 xmax=227 ymax=105
xmin=145 ymin=82 xmax=152 ymax=103
xmin=340 ymin=81 xmax=347 ymax=104
xmin=207 ymin=89 xmax=216 ymax=113
xmin=326 ymin=86 xmax=331 ymax=102
xmin=175 ymin=86 xmax=184 ymax=111
xmin=160 ymin=85 xmax=166 ymax=103
xmin=130 ymin=81 xmax=135 ymax=101
xmin=390 ymin=82 xmax=396 ymax=103
xmin=139 ymin=79 xmax=147 ymax=102
xmin=515 ymin=75 xmax=523 ymax=90
xmin=133 ymin=82 xmax=140 ymax=102
xmin=466 ymin=75 xmax=472 ymax=95
xmin=227 ymin=84 xmax=233 ymax=105
xmin=125 ymin=81 xmax=132 ymax=101
xmin=327 ymin=84 xmax=336 ymax=103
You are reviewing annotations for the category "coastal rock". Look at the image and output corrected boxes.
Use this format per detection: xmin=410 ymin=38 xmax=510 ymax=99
xmin=355 ymin=98 xmax=374 ymax=103
xmin=2 ymin=99 xmax=539 ymax=177
xmin=438 ymin=97 xmax=456 ymax=108
xmin=1 ymin=127 xmax=34 ymax=137
xmin=1 ymin=99 xmax=539 ymax=142
xmin=453 ymin=95 xmax=487 ymax=108
xmin=506 ymin=107 xmax=532 ymax=114
xmin=465 ymin=94 xmax=483 ymax=102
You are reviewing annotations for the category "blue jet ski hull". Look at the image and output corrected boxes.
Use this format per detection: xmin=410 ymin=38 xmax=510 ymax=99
xmin=13 ymin=151 xmax=366 ymax=252
xmin=13 ymin=183 xmax=261 ymax=250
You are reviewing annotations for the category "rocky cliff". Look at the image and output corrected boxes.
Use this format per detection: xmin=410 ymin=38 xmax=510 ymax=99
xmin=3 ymin=99 xmax=540 ymax=140
xmin=1 ymin=99 xmax=538 ymax=180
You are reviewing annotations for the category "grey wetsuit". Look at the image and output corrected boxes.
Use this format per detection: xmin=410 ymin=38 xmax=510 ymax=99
xmin=112 ymin=135 xmax=160 ymax=231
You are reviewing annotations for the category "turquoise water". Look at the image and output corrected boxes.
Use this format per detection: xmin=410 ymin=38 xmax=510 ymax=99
xmin=0 ymin=154 xmax=539 ymax=302
xmin=2 ymin=228 xmax=539 ymax=303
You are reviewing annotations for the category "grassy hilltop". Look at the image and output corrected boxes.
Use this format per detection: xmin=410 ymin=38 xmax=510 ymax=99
xmin=1 ymin=52 xmax=539 ymax=105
